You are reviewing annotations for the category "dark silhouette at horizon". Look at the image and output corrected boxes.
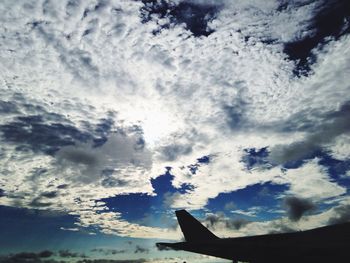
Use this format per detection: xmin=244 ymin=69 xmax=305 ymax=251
xmin=157 ymin=210 xmax=350 ymax=263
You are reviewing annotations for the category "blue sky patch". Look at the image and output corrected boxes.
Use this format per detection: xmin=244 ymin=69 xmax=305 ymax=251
xmin=186 ymin=155 xmax=211 ymax=174
xmin=100 ymin=169 xmax=189 ymax=227
xmin=206 ymin=183 xmax=289 ymax=220
xmin=140 ymin=0 xmax=219 ymax=37
xmin=241 ymin=147 xmax=271 ymax=170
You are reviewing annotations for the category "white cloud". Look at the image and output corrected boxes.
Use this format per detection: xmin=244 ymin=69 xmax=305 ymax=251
xmin=55 ymin=132 xmax=153 ymax=184
xmin=76 ymin=210 xmax=180 ymax=239
xmin=60 ymin=227 xmax=79 ymax=232
xmin=231 ymin=207 xmax=262 ymax=217
xmin=274 ymin=159 xmax=346 ymax=200
xmin=326 ymin=134 xmax=350 ymax=161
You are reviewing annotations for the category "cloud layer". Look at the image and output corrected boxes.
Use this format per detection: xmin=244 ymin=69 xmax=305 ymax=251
xmin=0 ymin=0 xmax=349 ymax=239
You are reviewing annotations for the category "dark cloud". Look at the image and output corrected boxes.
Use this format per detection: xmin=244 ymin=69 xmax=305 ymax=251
xmin=0 ymin=115 xmax=91 ymax=155
xmin=0 ymin=96 xmax=119 ymax=158
xmin=204 ymin=212 xmax=250 ymax=230
xmin=90 ymin=248 xmax=126 ymax=255
xmin=284 ymin=196 xmax=316 ymax=221
xmin=269 ymin=102 xmax=350 ymax=166
xmin=328 ymin=204 xmax=350 ymax=225
xmin=109 ymin=250 xmax=127 ymax=255
xmin=134 ymin=245 xmax=149 ymax=254
xmin=274 ymin=107 xmax=324 ymax=134
xmin=225 ymin=218 xmax=250 ymax=230
xmin=57 ymin=146 xmax=99 ymax=165
xmin=224 ymin=102 xmax=247 ymax=129
xmin=160 ymin=143 xmax=192 ymax=161
xmin=222 ymin=83 xmax=251 ymax=131
xmin=57 ymin=184 xmax=69 ymax=189
xmin=269 ymin=141 xmax=318 ymax=167
xmin=0 ymin=250 xmax=55 ymax=263
xmin=93 ymin=116 xmax=116 ymax=147
xmin=58 ymin=250 xmax=86 ymax=258
xmin=40 ymin=191 xmax=59 ymax=199
xmin=140 ymin=0 xmax=220 ymax=37
xmin=0 ymin=251 xmax=144 ymax=263
xmin=38 ymin=251 xmax=54 ymax=258
xmin=205 ymin=212 xmax=222 ymax=227
xmin=53 ymin=131 xmax=152 ymax=184
xmin=0 ymin=100 xmax=19 ymax=114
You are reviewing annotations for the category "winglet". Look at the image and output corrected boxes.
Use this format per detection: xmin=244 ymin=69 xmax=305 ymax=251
xmin=175 ymin=210 xmax=218 ymax=242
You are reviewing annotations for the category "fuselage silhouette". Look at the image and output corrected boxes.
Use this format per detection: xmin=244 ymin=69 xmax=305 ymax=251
xmin=156 ymin=210 xmax=350 ymax=263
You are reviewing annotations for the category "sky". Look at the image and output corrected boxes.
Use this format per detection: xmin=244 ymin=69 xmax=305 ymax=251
xmin=0 ymin=0 xmax=349 ymax=262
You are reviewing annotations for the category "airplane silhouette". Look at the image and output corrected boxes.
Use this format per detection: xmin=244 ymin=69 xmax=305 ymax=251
xmin=156 ymin=210 xmax=350 ymax=263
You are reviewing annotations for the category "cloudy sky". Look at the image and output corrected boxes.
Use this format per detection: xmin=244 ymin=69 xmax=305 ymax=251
xmin=0 ymin=0 xmax=349 ymax=262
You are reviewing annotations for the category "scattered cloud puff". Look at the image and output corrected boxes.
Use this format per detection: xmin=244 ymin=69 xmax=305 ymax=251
xmin=91 ymin=248 xmax=127 ymax=255
xmin=284 ymin=196 xmax=316 ymax=221
xmin=0 ymin=0 xmax=349 ymax=238
xmin=327 ymin=134 xmax=350 ymax=161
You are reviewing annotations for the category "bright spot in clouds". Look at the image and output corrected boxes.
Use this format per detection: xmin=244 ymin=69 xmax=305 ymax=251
xmin=125 ymin=104 xmax=179 ymax=147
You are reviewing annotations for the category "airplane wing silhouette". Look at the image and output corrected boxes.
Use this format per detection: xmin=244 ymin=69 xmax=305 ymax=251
xmin=156 ymin=209 xmax=350 ymax=263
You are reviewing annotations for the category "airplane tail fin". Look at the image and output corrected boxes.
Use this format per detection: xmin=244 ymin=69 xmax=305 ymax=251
xmin=175 ymin=209 xmax=218 ymax=242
